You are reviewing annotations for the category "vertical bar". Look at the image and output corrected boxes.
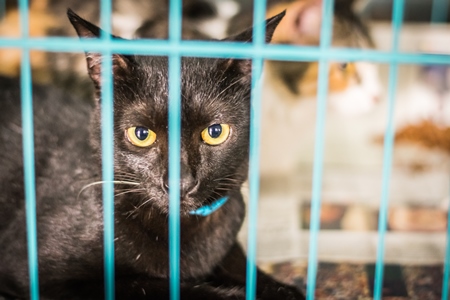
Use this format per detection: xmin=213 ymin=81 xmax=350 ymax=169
xmin=0 ymin=0 xmax=5 ymax=20
xmin=99 ymin=0 xmax=115 ymax=299
xmin=18 ymin=0 xmax=28 ymax=37
xmin=101 ymin=53 xmax=115 ymax=300
xmin=19 ymin=0 xmax=39 ymax=298
xmin=442 ymin=188 xmax=450 ymax=300
xmin=373 ymin=1 xmax=404 ymax=299
xmin=99 ymin=0 xmax=112 ymax=35
xmin=306 ymin=0 xmax=334 ymax=299
xmin=168 ymin=55 xmax=181 ymax=300
xmin=431 ymin=0 xmax=449 ymax=23
xmin=168 ymin=1 xmax=182 ymax=300
xmin=245 ymin=1 xmax=266 ymax=299
xmin=22 ymin=50 xmax=40 ymax=300
xmin=373 ymin=64 xmax=398 ymax=300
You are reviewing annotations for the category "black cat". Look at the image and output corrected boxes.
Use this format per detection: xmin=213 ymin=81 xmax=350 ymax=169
xmin=0 ymin=9 xmax=304 ymax=300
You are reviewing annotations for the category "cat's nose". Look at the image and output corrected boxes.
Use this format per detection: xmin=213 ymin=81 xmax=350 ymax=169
xmin=373 ymin=95 xmax=381 ymax=103
xmin=162 ymin=164 xmax=197 ymax=197
xmin=179 ymin=163 xmax=197 ymax=198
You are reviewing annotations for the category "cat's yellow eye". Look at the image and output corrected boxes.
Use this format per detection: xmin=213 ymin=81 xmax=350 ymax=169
xmin=201 ymin=124 xmax=230 ymax=146
xmin=126 ymin=126 xmax=156 ymax=147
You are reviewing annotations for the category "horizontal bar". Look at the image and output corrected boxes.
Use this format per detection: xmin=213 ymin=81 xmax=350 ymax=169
xmin=0 ymin=38 xmax=449 ymax=64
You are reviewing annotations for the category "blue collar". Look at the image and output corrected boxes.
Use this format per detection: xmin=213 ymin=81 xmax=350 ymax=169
xmin=189 ymin=196 xmax=229 ymax=217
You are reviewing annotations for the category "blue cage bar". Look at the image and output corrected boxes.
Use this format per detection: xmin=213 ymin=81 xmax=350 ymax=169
xmin=0 ymin=0 xmax=449 ymax=299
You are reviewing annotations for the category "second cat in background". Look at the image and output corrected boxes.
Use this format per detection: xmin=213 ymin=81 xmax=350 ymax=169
xmin=227 ymin=0 xmax=383 ymax=176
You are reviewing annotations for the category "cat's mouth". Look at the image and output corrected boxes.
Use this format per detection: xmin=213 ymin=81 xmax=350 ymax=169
xmin=113 ymin=172 xmax=239 ymax=217
xmin=131 ymin=183 xmax=228 ymax=217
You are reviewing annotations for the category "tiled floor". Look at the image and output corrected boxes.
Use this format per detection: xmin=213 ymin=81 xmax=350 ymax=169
xmin=262 ymin=260 xmax=444 ymax=300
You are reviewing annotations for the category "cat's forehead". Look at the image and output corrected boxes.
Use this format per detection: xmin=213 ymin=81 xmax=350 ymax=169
xmin=130 ymin=56 xmax=248 ymax=124
xmin=137 ymin=56 xmax=223 ymax=89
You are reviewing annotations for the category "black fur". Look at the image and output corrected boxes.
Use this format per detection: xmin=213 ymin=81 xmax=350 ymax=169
xmin=0 ymin=8 xmax=304 ymax=300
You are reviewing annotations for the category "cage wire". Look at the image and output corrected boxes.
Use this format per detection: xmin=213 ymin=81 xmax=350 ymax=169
xmin=0 ymin=0 xmax=5 ymax=20
xmin=0 ymin=0 xmax=449 ymax=299
xmin=432 ymin=0 xmax=449 ymax=23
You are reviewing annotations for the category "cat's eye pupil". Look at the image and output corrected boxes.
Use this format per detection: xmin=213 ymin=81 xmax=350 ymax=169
xmin=135 ymin=126 xmax=149 ymax=141
xmin=208 ymin=124 xmax=222 ymax=138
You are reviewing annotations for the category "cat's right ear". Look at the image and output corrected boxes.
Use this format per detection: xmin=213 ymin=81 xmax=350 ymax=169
xmin=67 ymin=9 xmax=133 ymax=88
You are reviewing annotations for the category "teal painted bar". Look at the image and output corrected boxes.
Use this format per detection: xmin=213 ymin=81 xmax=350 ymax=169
xmin=0 ymin=37 xmax=449 ymax=64
xmin=305 ymin=60 xmax=329 ymax=300
xmin=373 ymin=0 xmax=404 ymax=299
xmin=306 ymin=0 xmax=334 ymax=299
xmin=0 ymin=0 xmax=5 ymax=19
xmin=431 ymin=0 xmax=449 ymax=23
xmin=245 ymin=0 xmax=267 ymax=297
xmin=101 ymin=53 xmax=115 ymax=300
xmin=21 ymin=49 xmax=40 ymax=300
xmin=246 ymin=60 xmax=263 ymax=300
xmin=19 ymin=0 xmax=40 ymax=298
xmin=443 ymin=189 xmax=450 ymax=300
xmin=98 ymin=1 xmax=115 ymax=299
xmin=21 ymin=45 xmax=41 ymax=300
xmin=373 ymin=63 xmax=399 ymax=300
xmin=19 ymin=0 xmax=28 ymax=37
xmin=99 ymin=0 xmax=112 ymax=35
xmin=168 ymin=54 xmax=182 ymax=300
xmin=168 ymin=1 xmax=182 ymax=300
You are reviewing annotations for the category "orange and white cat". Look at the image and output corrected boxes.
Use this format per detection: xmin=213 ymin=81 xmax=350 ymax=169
xmin=259 ymin=0 xmax=382 ymax=176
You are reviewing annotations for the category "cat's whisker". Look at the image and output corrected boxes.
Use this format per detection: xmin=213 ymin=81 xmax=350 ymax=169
xmin=213 ymin=177 xmax=240 ymax=183
xmin=114 ymin=188 xmax=146 ymax=198
xmin=135 ymin=198 xmax=153 ymax=211
xmin=114 ymin=173 xmax=140 ymax=181
xmin=126 ymin=197 xmax=155 ymax=219
xmin=216 ymin=179 xmax=241 ymax=187
xmin=215 ymin=186 xmax=233 ymax=191
xmin=210 ymin=190 xmax=226 ymax=200
xmin=114 ymin=177 xmax=140 ymax=183
xmin=217 ymin=181 xmax=240 ymax=187
xmin=77 ymin=180 xmax=140 ymax=200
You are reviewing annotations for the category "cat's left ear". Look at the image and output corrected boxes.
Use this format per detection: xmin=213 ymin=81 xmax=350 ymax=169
xmin=67 ymin=9 xmax=133 ymax=88
xmin=219 ymin=11 xmax=285 ymax=80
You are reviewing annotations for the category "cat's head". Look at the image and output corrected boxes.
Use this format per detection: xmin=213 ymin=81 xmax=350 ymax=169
xmin=67 ymin=9 xmax=284 ymax=216
xmin=267 ymin=0 xmax=382 ymax=115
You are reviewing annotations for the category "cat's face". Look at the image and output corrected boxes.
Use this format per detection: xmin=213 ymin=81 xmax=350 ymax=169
xmin=109 ymin=56 xmax=252 ymax=215
xmin=67 ymin=9 xmax=284 ymax=215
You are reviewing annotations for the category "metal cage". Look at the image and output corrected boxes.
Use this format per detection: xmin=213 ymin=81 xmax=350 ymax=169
xmin=0 ymin=0 xmax=449 ymax=299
